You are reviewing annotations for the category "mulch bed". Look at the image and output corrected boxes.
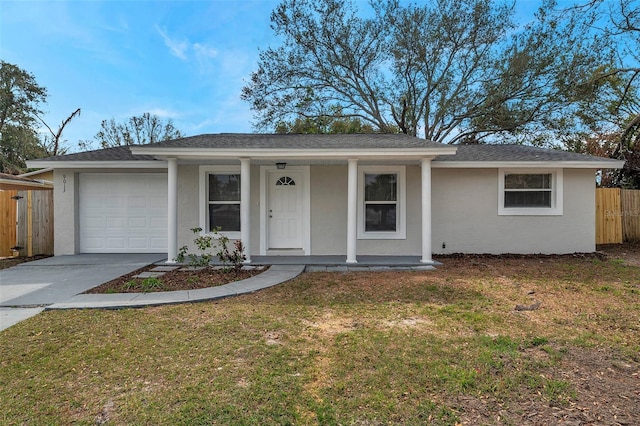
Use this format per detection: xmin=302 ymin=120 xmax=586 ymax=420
xmin=0 ymin=255 xmax=51 ymax=270
xmin=85 ymin=265 xmax=268 ymax=294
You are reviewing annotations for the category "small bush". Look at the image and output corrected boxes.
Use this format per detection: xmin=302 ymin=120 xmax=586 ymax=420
xmin=176 ymin=227 xmax=246 ymax=271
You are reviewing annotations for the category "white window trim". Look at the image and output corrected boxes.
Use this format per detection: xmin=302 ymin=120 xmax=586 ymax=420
xmin=199 ymin=165 xmax=241 ymax=239
xmin=357 ymin=165 xmax=406 ymax=239
xmin=498 ymin=168 xmax=563 ymax=216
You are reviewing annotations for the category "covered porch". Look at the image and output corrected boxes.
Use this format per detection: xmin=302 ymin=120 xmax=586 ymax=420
xmin=129 ymin=134 xmax=459 ymax=266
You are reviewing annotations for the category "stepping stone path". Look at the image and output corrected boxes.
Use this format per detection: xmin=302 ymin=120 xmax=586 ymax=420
xmin=135 ymin=264 xmax=267 ymax=279
xmin=134 ymin=265 xmax=179 ymax=279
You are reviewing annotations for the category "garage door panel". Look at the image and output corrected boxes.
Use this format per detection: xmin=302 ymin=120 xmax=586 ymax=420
xmin=83 ymin=237 xmax=105 ymax=250
xmin=149 ymin=196 xmax=166 ymax=209
xmin=106 ymin=238 xmax=126 ymax=249
xmin=128 ymin=217 xmax=147 ymax=228
xmin=106 ymin=217 xmax=127 ymax=229
xmin=127 ymin=238 xmax=148 ymax=249
xmin=80 ymin=173 xmax=167 ymax=253
xmin=84 ymin=217 xmax=106 ymax=229
xmin=149 ymin=237 xmax=168 ymax=249
xmin=149 ymin=216 xmax=166 ymax=228
xmin=128 ymin=197 xmax=146 ymax=208
xmin=106 ymin=196 xmax=126 ymax=208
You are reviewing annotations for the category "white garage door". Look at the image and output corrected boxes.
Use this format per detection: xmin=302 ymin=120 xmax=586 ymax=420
xmin=79 ymin=173 xmax=167 ymax=253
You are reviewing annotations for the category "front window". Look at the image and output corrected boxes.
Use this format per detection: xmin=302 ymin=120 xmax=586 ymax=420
xmin=504 ymin=173 xmax=552 ymax=208
xmin=200 ymin=166 xmax=242 ymax=235
xmin=208 ymin=174 xmax=240 ymax=232
xmin=358 ymin=166 xmax=406 ymax=239
xmin=364 ymin=173 xmax=397 ymax=231
xmin=498 ymin=169 xmax=563 ymax=216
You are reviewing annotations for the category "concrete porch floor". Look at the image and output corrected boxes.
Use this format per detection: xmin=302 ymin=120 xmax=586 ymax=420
xmin=248 ymin=255 xmax=440 ymax=271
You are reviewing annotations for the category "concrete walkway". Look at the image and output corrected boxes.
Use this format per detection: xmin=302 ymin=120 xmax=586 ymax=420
xmin=1 ymin=253 xmax=433 ymax=331
xmin=0 ymin=254 xmax=305 ymax=331
xmin=47 ymin=265 xmax=304 ymax=310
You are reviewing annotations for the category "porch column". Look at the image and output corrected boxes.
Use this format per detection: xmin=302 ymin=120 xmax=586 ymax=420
xmin=421 ymin=158 xmax=433 ymax=264
xmin=167 ymin=157 xmax=178 ymax=263
xmin=346 ymin=158 xmax=358 ymax=263
xmin=240 ymin=158 xmax=251 ymax=263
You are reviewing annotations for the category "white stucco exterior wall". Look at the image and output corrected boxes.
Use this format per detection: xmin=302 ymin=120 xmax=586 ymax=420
xmin=52 ymin=169 xmax=79 ymax=255
xmin=310 ymin=165 xmax=423 ymax=256
xmin=51 ymin=164 xmax=598 ymax=257
xmin=431 ymin=168 xmax=596 ymax=254
xmin=176 ymin=164 xmax=261 ymax=257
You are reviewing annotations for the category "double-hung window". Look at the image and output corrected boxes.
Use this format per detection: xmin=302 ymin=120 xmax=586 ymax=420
xmin=200 ymin=166 xmax=241 ymax=235
xmin=358 ymin=166 xmax=406 ymax=239
xmin=498 ymin=169 xmax=563 ymax=215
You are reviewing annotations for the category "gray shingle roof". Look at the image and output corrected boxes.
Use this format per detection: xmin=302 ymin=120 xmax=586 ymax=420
xmin=29 ymin=135 xmax=619 ymax=165
xmin=142 ymin=133 xmax=447 ymax=149
xmin=433 ymin=144 xmax=617 ymax=163
xmin=33 ymin=145 xmax=158 ymax=162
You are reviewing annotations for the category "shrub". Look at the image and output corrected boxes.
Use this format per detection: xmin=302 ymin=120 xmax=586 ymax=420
xmin=176 ymin=227 xmax=246 ymax=271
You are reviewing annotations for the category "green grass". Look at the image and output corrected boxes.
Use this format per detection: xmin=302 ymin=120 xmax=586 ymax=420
xmin=1 ymin=255 xmax=638 ymax=424
xmin=123 ymin=276 xmax=165 ymax=292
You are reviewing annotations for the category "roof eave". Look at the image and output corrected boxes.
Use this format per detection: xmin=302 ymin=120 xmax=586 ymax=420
xmin=431 ymin=160 xmax=626 ymax=169
xmin=0 ymin=179 xmax=53 ymax=190
xmin=25 ymin=160 xmax=166 ymax=169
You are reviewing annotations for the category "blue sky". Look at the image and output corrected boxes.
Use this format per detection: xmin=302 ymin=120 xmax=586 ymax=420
xmin=1 ymin=0 xmax=545 ymax=152
xmin=1 ymin=0 xmax=282 ymax=151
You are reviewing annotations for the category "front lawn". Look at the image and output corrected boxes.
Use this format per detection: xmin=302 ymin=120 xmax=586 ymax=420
xmin=1 ymin=253 xmax=638 ymax=425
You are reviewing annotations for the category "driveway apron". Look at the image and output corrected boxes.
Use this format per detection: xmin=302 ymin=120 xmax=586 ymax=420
xmin=0 ymin=254 xmax=164 ymax=330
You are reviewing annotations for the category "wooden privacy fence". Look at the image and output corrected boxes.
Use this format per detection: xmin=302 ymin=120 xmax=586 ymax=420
xmin=0 ymin=190 xmax=18 ymax=257
xmin=596 ymin=188 xmax=640 ymax=244
xmin=0 ymin=189 xmax=53 ymax=257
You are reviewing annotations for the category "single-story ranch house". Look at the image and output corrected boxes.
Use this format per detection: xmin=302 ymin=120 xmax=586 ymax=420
xmin=27 ymin=134 xmax=623 ymax=264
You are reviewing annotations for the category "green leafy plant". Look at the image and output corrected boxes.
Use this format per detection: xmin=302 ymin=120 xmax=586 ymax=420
xmin=216 ymin=236 xmax=246 ymax=271
xmin=140 ymin=277 xmax=164 ymax=292
xmin=176 ymin=227 xmax=216 ymax=267
xmin=176 ymin=227 xmax=246 ymax=271
xmin=122 ymin=277 xmax=164 ymax=293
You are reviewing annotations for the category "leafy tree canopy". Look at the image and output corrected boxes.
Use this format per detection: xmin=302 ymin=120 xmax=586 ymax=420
xmin=275 ymin=107 xmax=379 ymax=134
xmin=0 ymin=61 xmax=48 ymax=173
xmin=563 ymin=0 xmax=640 ymax=187
xmin=242 ymin=0 xmax=620 ymax=146
xmin=87 ymin=113 xmax=184 ymax=149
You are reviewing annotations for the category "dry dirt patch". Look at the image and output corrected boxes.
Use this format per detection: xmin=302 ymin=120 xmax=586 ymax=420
xmin=598 ymin=241 xmax=640 ymax=266
xmin=453 ymin=347 xmax=640 ymax=425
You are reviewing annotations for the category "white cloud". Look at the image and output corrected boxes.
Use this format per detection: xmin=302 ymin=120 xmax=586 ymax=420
xmin=193 ymin=43 xmax=218 ymax=59
xmin=155 ymin=26 xmax=221 ymax=73
xmin=155 ymin=25 xmax=188 ymax=60
xmin=146 ymin=108 xmax=182 ymax=119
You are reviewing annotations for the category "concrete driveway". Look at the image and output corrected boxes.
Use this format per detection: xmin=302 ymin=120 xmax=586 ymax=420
xmin=0 ymin=254 xmax=164 ymax=331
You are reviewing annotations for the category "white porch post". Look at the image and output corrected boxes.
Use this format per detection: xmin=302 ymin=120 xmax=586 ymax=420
xmin=421 ymin=158 xmax=433 ymax=264
xmin=167 ymin=157 xmax=178 ymax=263
xmin=346 ymin=158 xmax=358 ymax=263
xmin=240 ymin=158 xmax=251 ymax=263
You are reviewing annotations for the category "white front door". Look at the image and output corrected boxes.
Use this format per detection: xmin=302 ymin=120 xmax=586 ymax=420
xmin=268 ymin=171 xmax=304 ymax=249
